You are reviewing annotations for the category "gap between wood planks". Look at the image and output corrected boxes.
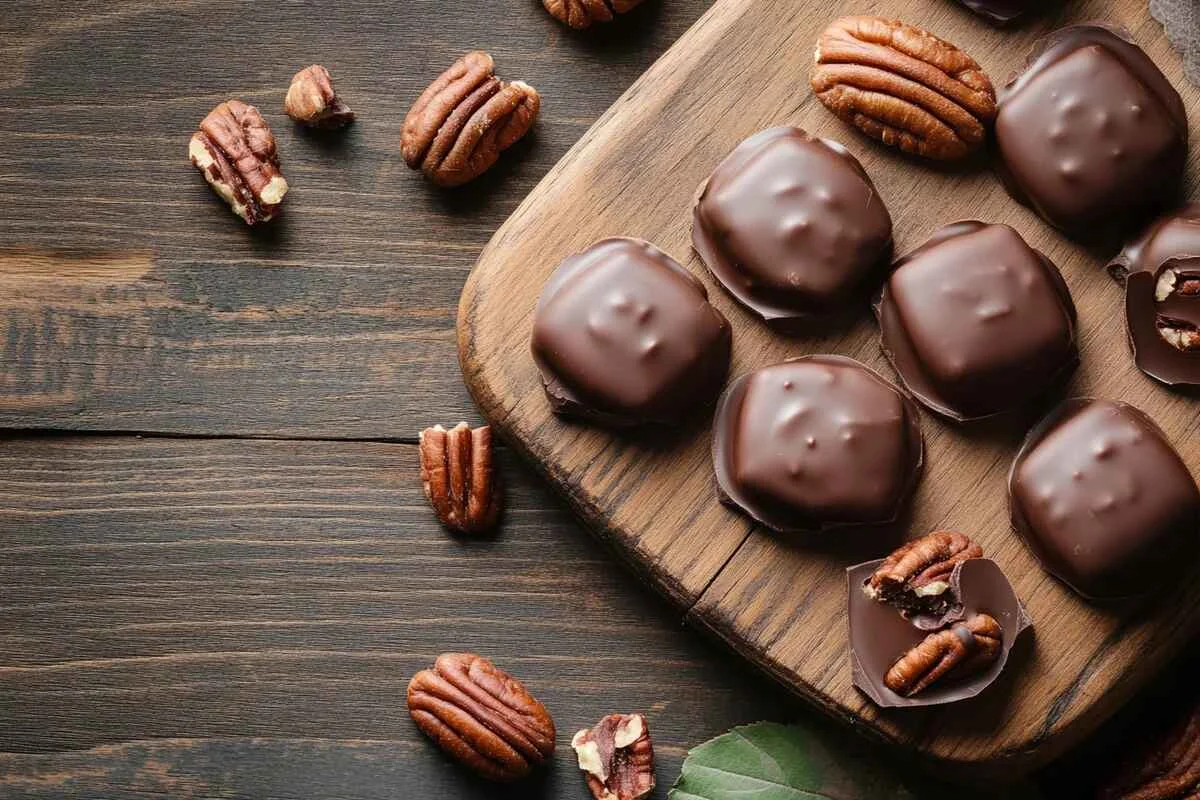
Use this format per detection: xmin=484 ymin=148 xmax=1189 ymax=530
xmin=0 ymin=427 xmax=423 ymax=447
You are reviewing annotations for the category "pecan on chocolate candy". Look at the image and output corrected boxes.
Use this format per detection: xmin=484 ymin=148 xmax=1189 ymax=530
xmin=419 ymin=422 xmax=501 ymax=535
xmin=1156 ymin=267 xmax=1200 ymax=352
xmin=284 ymin=64 xmax=355 ymax=128
xmin=189 ymin=100 xmax=289 ymax=224
xmin=543 ymin=0 xmax=644 ymax=29
xmin=572 ymin=713 xmax=655 ymax=800
xmin=811 ymin=16 xmax=997 ymax=160
xmin=401 ymin=51 xmax=539 ymax=188
xmin=865 ymin=530 xmax=982 ymax=613
xmin=407 ymin=652 xmax=556 ymax=782
xmin=1097 ymin=695 xmax=1200 ymax=799
xmin=884 ymin=613 xmax=1002 ymax=697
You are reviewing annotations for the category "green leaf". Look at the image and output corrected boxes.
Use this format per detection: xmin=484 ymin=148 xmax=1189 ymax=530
xmin=668 ymin=721 xmax=1040 ymax=800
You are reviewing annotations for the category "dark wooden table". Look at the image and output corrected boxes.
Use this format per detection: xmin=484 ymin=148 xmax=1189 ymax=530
xmin=0 ymin=2 xmax=1192 ymax=798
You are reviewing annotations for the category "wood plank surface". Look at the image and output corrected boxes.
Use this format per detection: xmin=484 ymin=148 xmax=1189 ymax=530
xmin=0 ymin=435 xmax=795 ymax=798
xmin=0 ymin=0 xmax=706 ymax=438
xmin=459 ymin=0 xmax=1200 ymax=774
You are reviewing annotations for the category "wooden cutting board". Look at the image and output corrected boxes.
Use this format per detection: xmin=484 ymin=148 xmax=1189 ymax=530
xmin=458 ymin=0 xmax=1200 ymax=775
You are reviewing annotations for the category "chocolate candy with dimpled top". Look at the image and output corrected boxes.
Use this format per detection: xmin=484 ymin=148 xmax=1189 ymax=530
xmin=692 ymin=127 xmax=893 ymax=331
xmin=876 ymin=221 xmax=1077 ymax=422
xmin=531 ymin=238 xmax=732 ymax=427
xmin=712 ymin=355 xmax=923 ymax=533
xmin=1110 ymin=206 xmax=1200 ymax=388
xmin=994 ymin=25 xmax=1188 ymax=240
xmin=1009 ymin=398 xmax=1200 ymax=600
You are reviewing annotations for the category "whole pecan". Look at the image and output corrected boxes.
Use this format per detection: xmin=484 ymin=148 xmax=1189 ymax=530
xmin=401 ymin=51 xmax=539 ymax=187
xmin=1097 ymin=695 xmax=1200 ymax=799
xmin=572 ymin=713 xmax=655 ymax=800
xmin=407 ymin=652 xmax=556 ymax=781
xmin=865 ymin=530 xmax=982 ymax=607
xmin=419 ymin=422 xmax=501 ymax=535
xmin=543 ymin=0 xmax=644 ymax=29
xmin=811 ymin=16 xmax=997 ymax=160
xmin=885 ymin=613 xmax=1002 ymax=697
xmin=284 ymin=64 xmax=355 ymax=128
xmin=188 ymin=100 xmax=289 ymax=224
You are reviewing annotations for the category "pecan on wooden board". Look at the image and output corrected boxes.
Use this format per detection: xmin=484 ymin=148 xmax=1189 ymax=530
xmin=812 ymin=16 xmax=997 ymax=160
xmin=401 ymin=51 xmax=539 ymax=188
xmin=284 ymin=64 xmax=355 ymax=128
xmin=543 ymin=0 xmax=644 ymax=29
xmin=885 ymin=613 xmax=1002 ymax=696
xmin=572 ymin=713 xmax=655 ymax=800
xmin=188 ymin=100 xmax=288 ymax=224
xmin=1097 ymin=697 xmax=1200 ymax=799
xmin=419 ymin=422 xmax=502 ymax=535
xmin=407 ymin=653 xmax=556 ymax=782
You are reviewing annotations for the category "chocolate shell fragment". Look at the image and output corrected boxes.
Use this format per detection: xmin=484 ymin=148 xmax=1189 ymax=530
xmin=849 ymin=557 xmax=1031 ymax=708
xmin=713 ymin=355 xmax=922 ymax=533
xmin=531 ymin=238 xmax=732 ymax=427
xmin=1009 ymin=398 xmax=1200 ymax=601
xmin=692 ymin=127 xmax=893 ymax=330
xmin=876 ymin=221 xmax=1077 ymax=422
xmin=994 ymin=25 xmax=1188 ymax=240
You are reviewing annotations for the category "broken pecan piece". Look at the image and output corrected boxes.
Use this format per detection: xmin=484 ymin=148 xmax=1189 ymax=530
xmin=1155 ymin=267 xmax=1200 ymax=352
xmin=543 ymin=0 xmax=645 ymax=29
xmin=1097 ymin=694 xmax=1200 ymax=799
xmin=865 ymin=530 xmax=982 ymax=615
xmin=419 ymin=422 xmax=501 ymax=535
xmin=407 ymin=653 xmax=556 ymax=782
xmin=401 ymin=51 xmax=539 ymax=187
xmin=884 ymin=613 xmax=1002 ymax=697
xmin=572 ymin=713 xmax=655 ymax=800
xmin=284 ymin=64 xmax=355 ymax=128
xmin=811 ymin=16 xmax=997 ymax=160
xmin=188 ymin=100 xmax=289 ymax=224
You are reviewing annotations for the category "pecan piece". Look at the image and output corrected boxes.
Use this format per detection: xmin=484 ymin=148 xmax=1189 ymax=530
xmin=864 ymin=530 xmax=982 ymax=612
xmin=811 ymin=16 xmax=997 ymax=160
xmin=401 ymin=51 xmax=540 ymax=188
xmin=885 ymin=613 xmax=1002 ymax=697
xmin=188 ymin=100 xmax=289 ymax=224
xmin=572 ymin=713 xmax=655 ymax=800
xmin=1098 ymin=695 xmax=1200 ymax=799
xmin=407 ymin=653 xmax=556 ymax=782
xmin=419 ymin=423 xmax=501 ymax=535
xmin=543 ymin=0 xmax=645 ymax=29
xmin=1155 ymin=267 xmax=1200 ymax=352
xmin=284 ymin=64 xmax=355 ymax=128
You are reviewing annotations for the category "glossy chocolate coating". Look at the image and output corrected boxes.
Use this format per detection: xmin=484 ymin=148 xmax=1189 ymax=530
xmin=954 ymin=0 xmax=1042 ymax=24
xmin=713 ymin=355 xmax=922 ymax=533
xmin=995 ymin=26 xmax=1188 ymax=239
xmin=848 ymin=558 xmax=1031 ymax=708
xmin=1009 ymin=399 xmax=1200 ymax=600
xmin=531 ymin=238 xmax=732 ymax=426
xmin=876 ymin=222 xmax=1077 ymax=421
xmin=1111 ymin=204 xmax=1200 ymax=280
xmin=693 ymin=127 xmax=893 ymax=329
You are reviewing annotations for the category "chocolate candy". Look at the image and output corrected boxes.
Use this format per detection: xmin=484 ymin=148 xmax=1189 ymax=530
xmin=531 ymin=238 xmax=732 ymax=427
xmin=848 ymin=556 xmax=1031 ymax=708
xmin=712 ymin=355 xmax=922 ymax=533
xmin=876 ymin=221 xmax=1077 ymax=421
xmin=1111 ymin=206 xmax=1200 ymax=387
xmin=1009 ymin=399 xmax=1200 ymax=600
xmin=954 ymin=0 xmax=1043 ymax=24
xmin=994 ymin=25 xmax=1188 ymax=239
xmin=692 ymin=127 xmax=893 ymax=330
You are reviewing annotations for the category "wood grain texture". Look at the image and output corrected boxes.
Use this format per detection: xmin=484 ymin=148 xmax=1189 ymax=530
xmin=0 ymin=0 xmax=708 ymax=438
xmin=459 ymin=0 xmax=1200 ymax=774
xmin=0 ymin=435 xmax=795 ymax=798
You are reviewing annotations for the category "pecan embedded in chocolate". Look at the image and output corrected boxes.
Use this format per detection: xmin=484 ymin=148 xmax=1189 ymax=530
xmin=865 ymin=531 xmax=982 ymax=620
xmin=884 ymin=613 xmax=1001 ymax=697
xmin=189 ymin=100 xmax=288 ymax=225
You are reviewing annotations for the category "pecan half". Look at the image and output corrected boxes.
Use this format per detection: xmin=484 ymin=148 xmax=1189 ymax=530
xmin=1155 ymin=267 xmax=1200 ymax=352
xmin=1098 ymin=695 xmax=1200 ymax=799
xmin=811 ymin=16 xmax=997 ymax=160
xmin=572 ymin=713 xmax=655 ymax=800
xmin=419 ymin=422 xmax=501 ymax=535
xmin=401 ymin=51 xmax=540 ymax=188
xmin=407 ymin=653 xmax=556 ymax=782
xmin=188 ymin=100 xmax=289 ymax=224
xmin=884 ymin=613 xmax=1002 ymax=697
xmin=284 ymin=64 xmax=355 ymax=128
xmin=543 ymin=0 xmax=644 ymax=29
xmin=865 ymin=530 xmax=982 ymax=612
